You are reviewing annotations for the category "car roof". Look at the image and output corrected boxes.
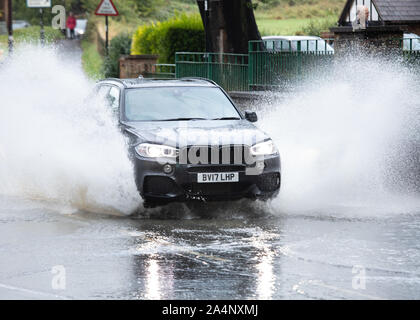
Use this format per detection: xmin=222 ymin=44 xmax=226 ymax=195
xmin=404 ymin=33 xmax=420 ymax=38
xmin=262 ymin=35 xmax=323 ymax=41
xmin=99 ymin=77 xmax=218 ymax=89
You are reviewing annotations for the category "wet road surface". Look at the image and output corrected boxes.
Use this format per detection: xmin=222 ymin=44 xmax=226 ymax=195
xmin=1 ymin=39 xmax=420 ymax=300
xmin=1 ymin=195 xmax=420 ymax=300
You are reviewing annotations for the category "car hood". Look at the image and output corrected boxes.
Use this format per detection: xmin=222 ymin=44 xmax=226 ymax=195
xmin=122 ymin=120 xmax=270 ymax=148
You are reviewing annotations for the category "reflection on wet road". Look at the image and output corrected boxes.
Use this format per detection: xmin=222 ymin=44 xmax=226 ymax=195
xmin=0 ymin=196 xmax=420 ymax=299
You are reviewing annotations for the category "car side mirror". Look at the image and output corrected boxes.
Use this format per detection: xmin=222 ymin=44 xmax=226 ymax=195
xmin=245 ymin=111 xmax=258 ymax=123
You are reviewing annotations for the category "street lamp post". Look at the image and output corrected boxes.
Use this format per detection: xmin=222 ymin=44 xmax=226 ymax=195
xmin=40 ymin=8 xmax=45 ymax=46
xmin=204 ymin=0 xmax=210 ymax=52
xmin=6 ymin=0 xmax=13 ymax=53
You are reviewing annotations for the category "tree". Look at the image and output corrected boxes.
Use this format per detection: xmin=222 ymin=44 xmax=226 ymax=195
xmin=196 ymin=0 xmax=261 ymax=54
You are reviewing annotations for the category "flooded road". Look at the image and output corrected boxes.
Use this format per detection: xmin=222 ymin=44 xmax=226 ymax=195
xmin=1 ymin=195 xmax=419 ymax=300
xmin=1 ymin=41 xmax=420 ymax=300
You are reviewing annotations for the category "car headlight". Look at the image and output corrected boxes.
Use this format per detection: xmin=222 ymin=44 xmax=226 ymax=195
xmin=135 ymin=143 xmax=178 ymax=158
xmin=250 ymin=140 xmax=277 ymax=156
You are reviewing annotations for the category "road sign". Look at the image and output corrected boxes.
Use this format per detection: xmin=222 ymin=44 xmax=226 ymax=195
xmin=26 ymin=0 xmax=51 ymax=8
xmin=95 ymin=0 xmax=119 ymax=16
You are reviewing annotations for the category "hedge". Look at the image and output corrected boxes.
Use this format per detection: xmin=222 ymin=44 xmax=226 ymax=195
xmin=103 ymin=33 xmax=132 ymax=78
xmin=131 ymin=13 xmax=205 ymax=63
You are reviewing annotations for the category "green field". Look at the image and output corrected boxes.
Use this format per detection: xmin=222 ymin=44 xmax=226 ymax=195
xmin=257 ymin=15 xmax=338 ymax=36
xmin=257 ymin=18 xmax=312 ymax=36
xmin=0 ymin=26 xmax=64 ymax=46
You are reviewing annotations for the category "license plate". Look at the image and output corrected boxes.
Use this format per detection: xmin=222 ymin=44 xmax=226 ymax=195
xmin=197 ymin=172 xmax=239 ymax=183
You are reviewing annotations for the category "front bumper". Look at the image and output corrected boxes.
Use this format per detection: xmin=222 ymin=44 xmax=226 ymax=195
xmin=134 ymin=154 xmax=281 ymax=205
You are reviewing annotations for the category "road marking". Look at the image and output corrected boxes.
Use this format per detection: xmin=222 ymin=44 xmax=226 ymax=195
xmin=0 ymin=282 xmax=70 ymax=300
xmin=312 ymin=281 xmax=386 ymax=300
xmin=293 ymin=280 xmax=386 ymax=300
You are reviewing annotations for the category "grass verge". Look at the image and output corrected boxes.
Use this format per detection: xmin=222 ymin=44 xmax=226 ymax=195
xmin=81 ymin=38 xmax=104 ymax=80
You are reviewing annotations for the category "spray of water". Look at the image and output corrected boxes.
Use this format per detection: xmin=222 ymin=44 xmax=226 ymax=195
xmin=259 ymin=55 xmax=420 ymax=215
xmin=0 ymin=45 xmax=418 ymax=218
xmin=0 ymin=44 xmax=141 ymax=215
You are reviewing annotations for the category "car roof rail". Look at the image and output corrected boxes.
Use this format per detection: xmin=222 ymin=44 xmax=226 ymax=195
xmin=99 ymin=78 xmax=128 ymax=87
xmin=179 ymin=77 xmax=218 ymax=86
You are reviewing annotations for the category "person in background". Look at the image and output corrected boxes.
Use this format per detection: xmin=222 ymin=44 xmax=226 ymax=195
xmin=66 ymin=12 xmax=77 ymax=40
xmin=364 ymin=6 xmax=370 ymax=27
xmin=353 ymin=5 xmax=369 ymax=30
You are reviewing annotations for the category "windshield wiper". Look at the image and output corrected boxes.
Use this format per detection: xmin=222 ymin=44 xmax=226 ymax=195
xmin=161 ymin=117 xmax=208 ymax=121
xmin=212 ymin=117 xmax=241 ymax=120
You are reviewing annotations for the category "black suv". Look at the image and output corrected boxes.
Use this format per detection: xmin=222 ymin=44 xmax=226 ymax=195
xmin=95 ymin=77 xmax=281 ymax=207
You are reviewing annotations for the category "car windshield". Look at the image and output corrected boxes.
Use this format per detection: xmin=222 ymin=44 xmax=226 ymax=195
xmin=124 ymin=86 xmax=241 ymax=121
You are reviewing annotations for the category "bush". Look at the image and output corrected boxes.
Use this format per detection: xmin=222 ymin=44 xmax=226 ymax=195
xmin=131 ymin=13 xmax=205 ymax=63
xmin=103 ymin=33 xmax=132 ymax=78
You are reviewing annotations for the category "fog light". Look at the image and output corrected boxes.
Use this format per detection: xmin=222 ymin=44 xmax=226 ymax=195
xmin=256 ymin=161 xmax=265 ymax=170
xmin=163 ymin=164 xmax=173 ymax=174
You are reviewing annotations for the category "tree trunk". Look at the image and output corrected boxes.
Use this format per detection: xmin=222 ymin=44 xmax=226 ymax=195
xmin=197 ymin=0 xmax=261 ymax=54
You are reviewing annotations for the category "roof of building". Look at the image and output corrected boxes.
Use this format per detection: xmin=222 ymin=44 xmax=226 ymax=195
xmin=339 ymin=0 xmax=420 ymax=24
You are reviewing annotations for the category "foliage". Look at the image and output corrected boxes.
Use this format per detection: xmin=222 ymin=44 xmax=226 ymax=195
xmin=102 ymin=32 xmax=132 ymax=78
xmin=131 ymin=13 xmax=204 ymax=63
xmin=253 ymin=0 xmax=281 ymax=10
xmin=254 ymin=0 xmax=345 ymax=20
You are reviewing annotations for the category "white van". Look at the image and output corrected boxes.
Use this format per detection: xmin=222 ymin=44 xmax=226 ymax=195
xmin=262 ymin=35 xmax=334 ymax=53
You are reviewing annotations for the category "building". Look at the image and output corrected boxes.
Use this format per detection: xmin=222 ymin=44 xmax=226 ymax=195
xmin=331 ymin=0 xmax=420 ymax=54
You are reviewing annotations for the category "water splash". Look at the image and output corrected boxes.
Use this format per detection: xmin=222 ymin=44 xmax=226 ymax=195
xmin=0 ymin=44 xmax=141 ymax=215
xmin=259 ymin=55 xmax=420 ymax=215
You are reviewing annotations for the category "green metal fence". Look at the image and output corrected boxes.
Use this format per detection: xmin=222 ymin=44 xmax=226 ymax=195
xmin=248 ymin=39 xmax=335 ymax=90
xmin=143 ymin=64 xmax=176 ymax=79
xmin=175 ymin=52 xmax=248 ymax=91
xmin=173 ymin=38 xmax=420 ymax=92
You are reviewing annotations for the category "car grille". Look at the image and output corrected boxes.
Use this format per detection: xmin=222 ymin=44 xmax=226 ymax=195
xmin=187 ymin=165 xmax=245 ymax=173
xmin=179 ymin=145 xmax=250 ymax=165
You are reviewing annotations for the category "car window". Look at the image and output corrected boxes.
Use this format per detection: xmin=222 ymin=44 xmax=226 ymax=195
xmin=97 ymin=85 xmax=110 ymax=98
xmin=124 ymin=87 xmax=241 ymax=121
xmin=108 ymin=86 xmax=120 ymax=114
xmin=291 ymin=39 xmax=330 ymax=52
xmin=274 ymin=40 xmax=290 ymax=51
xmin=403 ymin=34 xmax=420 ymax=51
